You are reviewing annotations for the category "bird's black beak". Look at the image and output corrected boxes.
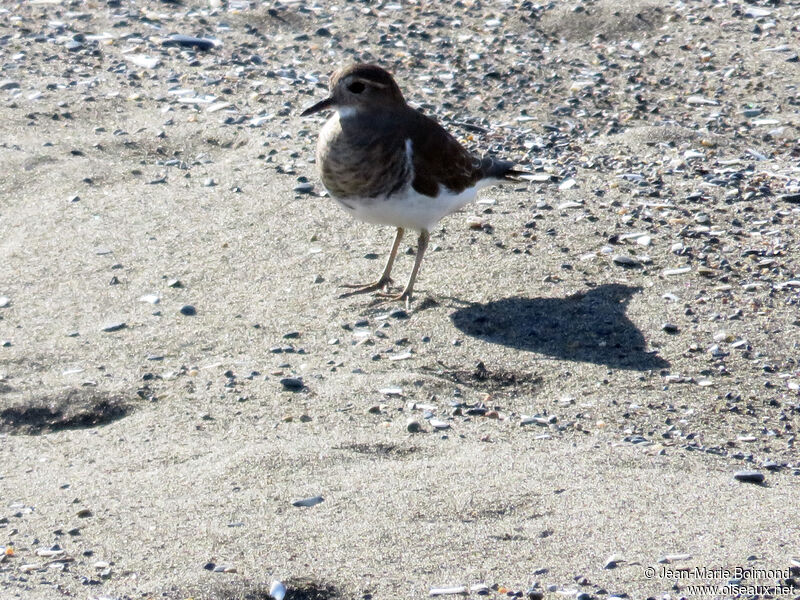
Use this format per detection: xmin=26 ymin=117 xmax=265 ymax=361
xmin=300 ymin=97 xmax=334 ymax=117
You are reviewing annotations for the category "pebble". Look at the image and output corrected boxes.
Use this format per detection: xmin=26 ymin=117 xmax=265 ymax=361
xmin=162 ymin=34 xmax=217 ymax=51
xmin=101 ymin=322 xmax=126 ymax=333
xmin=604 ymin=554 xmax=623 ymax=569
xmin=279 ymin=377 xmax=304 ymax=391
xmin=662 ymin=323 xmax=679 ymax=334
xmin=428 ymin=418 xmax=450 ymax=430
xmin=0 ymin=80 xmax=21 ymax=91
xmin=294 ymin=183 xmax=315 ymax=194
xmin=139 ymin=294 xmax=160 ymax=304
xmin=406 ymin=419 xmax=423 ymax=433
xmin=733 ymin=470 xmax=765 ymax=484
xmin=612 ymin=254 xmax=641 ymax=268
xmin=0 ymin=296 xmax=10 ymax=308
xmin=179 ymin=305 xmax=196 ymax=316
xmin=292 ymin=495 xmax=324 ymax=507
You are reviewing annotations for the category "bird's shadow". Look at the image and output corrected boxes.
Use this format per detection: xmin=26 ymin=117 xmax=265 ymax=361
xmin=450 ymin=284 xmax=669 ymax=372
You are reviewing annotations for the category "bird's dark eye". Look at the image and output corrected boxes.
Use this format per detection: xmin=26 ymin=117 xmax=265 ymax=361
xmin=347 ymin=81 xmax=365 ymax=94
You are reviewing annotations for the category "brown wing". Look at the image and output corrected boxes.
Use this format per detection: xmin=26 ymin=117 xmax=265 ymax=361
xmin=406 ymin=110 xmax=482 ymax=197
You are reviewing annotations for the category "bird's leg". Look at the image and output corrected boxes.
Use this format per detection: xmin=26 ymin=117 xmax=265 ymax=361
xmin=377 ymin=229 xmax=429 ymax=306
xmin=339 ymin=227 xmax=404 ymax=297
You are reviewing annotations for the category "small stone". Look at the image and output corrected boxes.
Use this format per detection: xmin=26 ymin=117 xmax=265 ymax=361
xmin=292 ymin=495 xmax=324 ymax=507
xmin=406 ymin=418 xmax=423 ymax=433
xmin=734 ymin=470 xmax=765 ymax=484
xmin=167 ymin=279 xmax=183 ymax=288
xmin=280 ymin=377 xmax=304 ymax=391
xmin=76 ymin=508 xmax=93 ymax=518
xmin=604 ymin=554 xmax=623 ymax=569
xmin=162 ymin=34 xmax=216 ymax=51
xmin=429 ymin=418 xmax=450 ymax=430
xmin=214 ymin=564 xmax=236 ymax=573
xmin=294 ymin=182 xmax=314 ymax=194
xmin=662 ymin=323 xmax=679 ymax=334
xmin=612 ymin=254 xmax=641 ymax=268
xmin=139 ymin=294 xmax=160 ymax=304
xmin=101 ymin=322 xmax=126 ymax=333
xmin=179 ymin=305 xmax=196 ymax=316
xmin=0 ymin=296 xmax=9 ymax=308
xmin=0 ymin=80 xmax=21 ymax=91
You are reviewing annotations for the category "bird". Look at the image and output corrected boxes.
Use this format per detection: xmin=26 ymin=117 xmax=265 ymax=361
xmin=301 ymin=63 xmax=527 ymax=304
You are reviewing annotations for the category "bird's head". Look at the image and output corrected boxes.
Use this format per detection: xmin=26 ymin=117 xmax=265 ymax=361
xmin=300 ymin=64 xmax=406 ymax=117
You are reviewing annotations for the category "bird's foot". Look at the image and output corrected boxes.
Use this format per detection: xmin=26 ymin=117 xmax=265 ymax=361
xmin=338 ymin=278 xmax=393 ymax=298
xmin=375 ymin=289 xmax=413 ymax=309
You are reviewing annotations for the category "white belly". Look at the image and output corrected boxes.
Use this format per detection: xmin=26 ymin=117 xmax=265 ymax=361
xmin=333 ymin=182 xmax=492 ymax=231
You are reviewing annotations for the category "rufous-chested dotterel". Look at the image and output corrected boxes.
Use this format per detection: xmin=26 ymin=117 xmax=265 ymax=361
xmin=301 ymin=63 xmax=528 ymax=304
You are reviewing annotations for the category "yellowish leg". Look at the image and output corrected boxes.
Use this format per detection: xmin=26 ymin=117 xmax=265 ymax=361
xmin=339 ymin=227 xmax=404 ymax=297
xmin=377 ymin=229 xmax=429 ymax=305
